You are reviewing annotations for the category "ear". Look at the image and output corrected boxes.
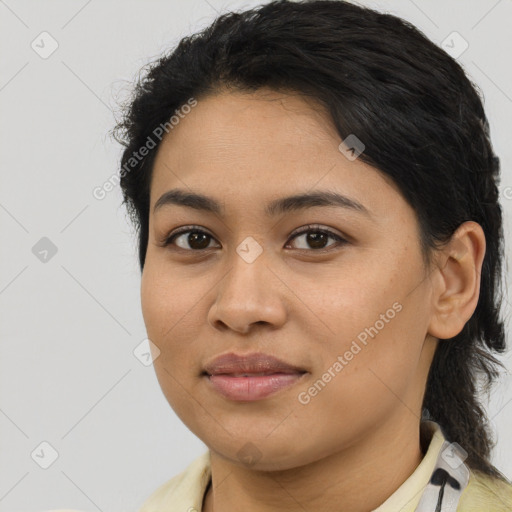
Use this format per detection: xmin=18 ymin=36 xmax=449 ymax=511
xmin=428 ymin=221 xmax=486 ymax=340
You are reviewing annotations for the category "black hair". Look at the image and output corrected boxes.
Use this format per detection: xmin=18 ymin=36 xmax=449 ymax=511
xmin=112 ymin=0 xmax=507 ymax=478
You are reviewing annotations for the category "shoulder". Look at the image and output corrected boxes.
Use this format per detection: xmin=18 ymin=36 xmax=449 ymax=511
xmin=458 ymin=470 xmax=512 ymax=511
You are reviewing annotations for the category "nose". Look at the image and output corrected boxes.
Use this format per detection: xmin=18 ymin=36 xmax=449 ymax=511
xmin=207 ymin=246 xmax=287 ymax=335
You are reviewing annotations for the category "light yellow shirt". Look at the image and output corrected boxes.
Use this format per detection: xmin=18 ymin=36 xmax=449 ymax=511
xmin=137 ymin=421 xmax=512 ymax=512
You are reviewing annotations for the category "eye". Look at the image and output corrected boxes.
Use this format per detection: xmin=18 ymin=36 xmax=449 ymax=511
xmin=161 ymin=225 xmax=219 ymax=251
xmin=285 ymin=224 xmax=348 ymax=251
xmin=160 ymin=224 xmax=348 ymax=252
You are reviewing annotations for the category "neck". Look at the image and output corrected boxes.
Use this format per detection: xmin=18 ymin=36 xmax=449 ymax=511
xmin=202 ymin=414 xmax=424 ymax=512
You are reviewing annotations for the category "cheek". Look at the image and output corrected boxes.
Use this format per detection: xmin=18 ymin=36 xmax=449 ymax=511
xmin=140 ymin=264 xmax=204 ymax=417
xmin=140 ymin=267 xmax=170 ymax=339
xmin=294 ymin=311 xmax=422 ymax=441
xmin=140 ymin=262 xmax=207 ymax=383
xmin=316 ymin=260 xmax=401 ymax=340
xmin=314 ymin=253 xmax=427 ymax=390
xmin=140 ymin=261 xmax=198 ymax=340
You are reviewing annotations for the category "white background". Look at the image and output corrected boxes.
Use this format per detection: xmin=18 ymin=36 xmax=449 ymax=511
xmin=0 ymin=0 xmax=511 ymax=510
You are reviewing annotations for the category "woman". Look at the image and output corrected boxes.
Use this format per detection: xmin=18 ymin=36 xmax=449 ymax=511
xmin=112 ymin=0 xmax=512 ymax=510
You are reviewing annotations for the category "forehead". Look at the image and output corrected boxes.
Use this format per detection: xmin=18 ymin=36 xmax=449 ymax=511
xmin=149 ymin=88 xmax=403 ymax=219
xmin=152 ymin=88 xmax=336 ymax=173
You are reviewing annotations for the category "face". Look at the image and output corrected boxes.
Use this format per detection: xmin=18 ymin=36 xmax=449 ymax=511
xmin=141 ymin=88 xmax=438 ymax=471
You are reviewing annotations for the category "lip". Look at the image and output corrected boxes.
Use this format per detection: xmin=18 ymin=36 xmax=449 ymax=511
xmin=203 ymin=352 xmax=306 ymax=375
xmin=203 ymin=352 xmax=307 ymax=401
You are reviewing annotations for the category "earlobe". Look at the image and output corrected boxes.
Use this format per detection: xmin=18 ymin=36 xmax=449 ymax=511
xmin=427 ymin=221 xmax=486 ymax=340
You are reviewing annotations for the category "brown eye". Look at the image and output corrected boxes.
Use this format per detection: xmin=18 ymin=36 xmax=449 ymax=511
xmin=286 ymin=225 xmax=348 ymax=251
xmin=161 ymin=224 xmax=348 ymax=253
xmin=163 ymin=227 xmax=219 ymax=251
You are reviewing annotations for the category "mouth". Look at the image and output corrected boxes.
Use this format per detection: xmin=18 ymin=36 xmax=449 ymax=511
xmin=201 ymin=351 xmax=308 ymax=401
xmin=203 ymin=371 xmax=307 ymax=401
xmin=206 ymin=370 xmax=302 ymax=377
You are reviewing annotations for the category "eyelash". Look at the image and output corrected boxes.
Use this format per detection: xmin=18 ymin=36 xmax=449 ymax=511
xmin=160 ymin=224 xmax=348 ymax=253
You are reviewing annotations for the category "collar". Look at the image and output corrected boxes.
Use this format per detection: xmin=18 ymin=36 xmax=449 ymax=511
xmin=138 ymin=421 xmax=470 ymax=512
xmin=373 ymin=420 xmax=469 ymax=512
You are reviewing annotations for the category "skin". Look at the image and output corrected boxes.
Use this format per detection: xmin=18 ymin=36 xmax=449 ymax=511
xmin=140 ymin=88 xmax=486 ymax=512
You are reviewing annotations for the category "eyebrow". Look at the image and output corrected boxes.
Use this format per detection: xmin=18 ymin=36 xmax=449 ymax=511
xmin=153 ymin=188 xmax=371 ymax=217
